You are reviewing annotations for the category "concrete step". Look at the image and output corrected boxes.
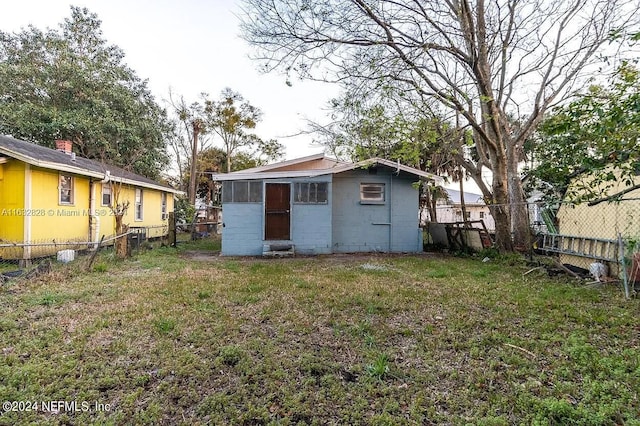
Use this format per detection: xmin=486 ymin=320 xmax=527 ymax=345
xmin=262 ymin=243 xmax=295 ymax=257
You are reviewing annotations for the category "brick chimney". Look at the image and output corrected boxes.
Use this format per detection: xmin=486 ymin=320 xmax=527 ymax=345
xmin=55 ymin=139 xmax=73 ymax=154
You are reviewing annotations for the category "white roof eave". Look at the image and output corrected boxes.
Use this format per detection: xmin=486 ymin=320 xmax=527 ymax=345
xmin=2 ymin=148 xmax=182 ymax=194
xmin=211 ymin=160 xmax=444 ymax=185
xmin=209 ymin=158 xmax=444 ymax=185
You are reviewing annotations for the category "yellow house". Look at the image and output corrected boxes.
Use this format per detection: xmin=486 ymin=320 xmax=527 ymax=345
xmin=0 ymin=136 xmax=181 ymax=260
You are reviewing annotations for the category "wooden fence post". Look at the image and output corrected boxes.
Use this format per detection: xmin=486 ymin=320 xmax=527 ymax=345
xmin=168 ymin=212 xmax=176 ymax=247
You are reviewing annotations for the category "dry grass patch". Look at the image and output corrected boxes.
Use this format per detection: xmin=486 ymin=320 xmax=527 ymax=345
xmin=0 ymin=248 xmax=638 ymax=425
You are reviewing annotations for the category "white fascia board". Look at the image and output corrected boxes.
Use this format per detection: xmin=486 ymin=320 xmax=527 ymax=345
xmin=329 ymin=158 xmax=444 ymax=184
xmin=209 ymin=169 xmax=332 ymax=181
xmin=1 ymin=148 xmax=181 ymax=194
xmin=106 ymin=176 xmax=184 ymax=194
xmin=6 ymin=152 xmax=107 ymax=178
xmin=208 ymin=157 xmax=444 ymax=184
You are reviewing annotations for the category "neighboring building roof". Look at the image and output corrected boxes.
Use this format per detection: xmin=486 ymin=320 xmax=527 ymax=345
xmin=0 ymin=135 xmax=181 ymax=194
xmin=210 ymin=155 xmax=444 ymax=184
xmin=442 ymin=188 xmax=486 ymax=205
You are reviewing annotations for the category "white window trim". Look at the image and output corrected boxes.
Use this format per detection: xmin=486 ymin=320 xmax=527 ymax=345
xmin=161 ymin=192 xmax=168 ymax=220
xmin=360 ymin=183 xmax=385 ymax=204
xmin=101 ymin=183 xmax=112 ymax=207
xmin=59 ymin=174 xmax=74 ymax=205
xmin=135 ymin=188 xmax=143 ymax=221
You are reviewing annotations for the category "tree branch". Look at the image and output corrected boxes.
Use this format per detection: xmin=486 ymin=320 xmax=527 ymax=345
xmin=587 ymin=183 xmax=640 ymax=206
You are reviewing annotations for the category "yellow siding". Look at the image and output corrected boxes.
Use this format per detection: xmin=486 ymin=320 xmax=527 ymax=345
xmin=557 ymin=177 xmax=640 ymax=239
xmin=558 ymin=173 xmax=640 ymax=271
xmin=29 ymin=167 xmax=92 ymax=242
xmin=0 ymin=160 xmax=25 ymax=242
xmin=98 ymin=183 xmax=174 ymax=239
xmin=1 ymin=158 xmax=175 ymax=258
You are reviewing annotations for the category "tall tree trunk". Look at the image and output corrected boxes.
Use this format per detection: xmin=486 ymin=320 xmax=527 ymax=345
xmin=424 ymin=186 xmax=438 ymax=223
xmin=459 ymin=174 xmax=468 ymax=227
xmin=115 ymin=216 xmax=129 ymax=259
xmin=471 ymin=1 xmax=514 ymax=252
xmin=189 ymin=121 xmax=200 ymax=204
xmin=489 ymin=151 xmax=514 ymax=252
xmin=429 ymin=191 xmax=438 ymax=223
xmin=507 ymin=140 xmax=531 ymax=251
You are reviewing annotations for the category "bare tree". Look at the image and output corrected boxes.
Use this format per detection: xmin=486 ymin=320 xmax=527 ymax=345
xmin=108 ymin=181 xmax=130 ymax=260
xmin=165 ymin=91 xmax=212 ymax=199
xmin=240 ymin=0 xmax=639 ymax=251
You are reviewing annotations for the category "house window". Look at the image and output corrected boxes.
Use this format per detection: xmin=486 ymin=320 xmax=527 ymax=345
xmin=222 ymin=181 xmax=262 ymax=203
xmin=59 ymin=174 xmax=74 ymax=204
xmin=161 ymin=192 xmax=167 ymax=218
xmin=479 ymin=211 xmax=485 ymax=219
xmin=360 ymin=183 xmax=385 ymax=203
xmin=465 ymin=211 xmax=471 ymax=220
xmin=294 ymin=182 xmax=328 ymax=204
xmin=101 ymin=183 xmax=112 ymax=206
xmin=135 ymin=188 xmax=143 ymax=221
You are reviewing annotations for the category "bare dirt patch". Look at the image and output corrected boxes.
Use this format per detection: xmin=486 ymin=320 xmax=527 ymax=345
xmin=180 ymin=250 xmax=440 ymax=263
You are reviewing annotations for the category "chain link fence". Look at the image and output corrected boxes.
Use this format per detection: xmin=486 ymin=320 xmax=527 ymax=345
xmin=0 ymin=225 xmax=174 ymax=285
xmin=533 ymin=198 xmax=639 ymax=297
xmin=0 ymin=237 xmax=106 ymax=285
xmin=3 ymin=200 xmax=636 ymax=295
xmin=0 ymin=205 xmax=222 ymax=286
xmin=178 ymin=206 xmax=222 ymax=241
xmin=423 ymin=198 xmax=640 ymax=296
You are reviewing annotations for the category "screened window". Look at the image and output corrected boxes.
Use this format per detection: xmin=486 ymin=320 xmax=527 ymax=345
xmin=135 ymin=188 xmax=143 ymax=221
xmin=59 ymin=174 xmax=74 ymax=204
xmin=101 ymin=183 xmax=112 ymax=206
xmin=294 ymin=182 xmax=328 ymax=204
xmin=161 ymin=192 xmax=167 ymax=216
xmin=222 ymin=181 xmax=262 ymax=203
xmin=222 ymin=182 xmax=232 ymax=203
xmin=360 ymin=183 xmax=385 ymax=203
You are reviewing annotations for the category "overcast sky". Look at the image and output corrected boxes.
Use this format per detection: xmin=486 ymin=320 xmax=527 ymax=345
xmin=0 ymin=0 xmax=337 ymax=160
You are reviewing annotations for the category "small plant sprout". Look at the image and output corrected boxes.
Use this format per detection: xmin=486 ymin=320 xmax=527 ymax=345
xmin=366 ymin=353 xmax=390 ymax=380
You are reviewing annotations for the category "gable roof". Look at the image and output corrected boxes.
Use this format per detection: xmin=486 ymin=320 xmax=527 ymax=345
xmin=0 ymin=135 xmax=181 ymax=193
xmin=209 ymin=155 xmax=444 ymax=184
xmin=233 ymin=153 xmax=347 ymax=173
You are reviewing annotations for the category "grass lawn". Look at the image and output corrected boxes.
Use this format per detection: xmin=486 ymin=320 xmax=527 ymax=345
xmin=1 ymin=241 xmax=639 ymax=425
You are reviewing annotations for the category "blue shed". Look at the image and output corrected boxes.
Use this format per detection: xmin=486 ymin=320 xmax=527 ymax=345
xmin=210 ymin=154 xmax=443 ymax=256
